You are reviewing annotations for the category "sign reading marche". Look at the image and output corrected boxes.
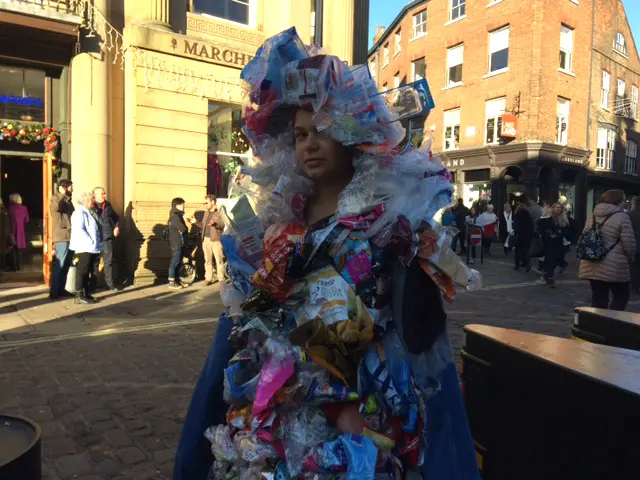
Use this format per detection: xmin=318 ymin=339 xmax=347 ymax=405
xmin=176 ymin=38 xmax=254 ymax=69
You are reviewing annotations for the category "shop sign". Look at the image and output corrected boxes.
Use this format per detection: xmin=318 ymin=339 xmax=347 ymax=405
xmin=561 ymin=155 xmax=583 ymax=165
xmin=0 ymin=95 xmax=42 ymax=107
xmin=444 ymin=159 xmax=465 ymax=169
xmin=177 ymin=38 xmax=254 ymax=69
xmin=500 ymin=113 xmax=518 ymax=138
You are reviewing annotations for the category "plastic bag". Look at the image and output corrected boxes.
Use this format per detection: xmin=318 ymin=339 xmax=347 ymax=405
xmin=282 ymin=406 xmax=335 ymax=477
xmin=233 ymin=429 xmax=278 ymax=463
xmin=204 ymin=425 xmax=239 ymax=463
xmin=224 ymin=360 xmax=261 ymax=405
xmin=253 ymin=337 xmax=296 ymax=417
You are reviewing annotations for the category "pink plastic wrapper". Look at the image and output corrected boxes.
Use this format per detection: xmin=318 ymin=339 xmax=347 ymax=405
xmin=252 ymin=338 xmax=296 ymax=418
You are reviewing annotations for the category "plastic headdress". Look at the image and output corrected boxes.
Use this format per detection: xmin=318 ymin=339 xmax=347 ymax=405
xmin=240 ymin=27 xmax=435 ymax=155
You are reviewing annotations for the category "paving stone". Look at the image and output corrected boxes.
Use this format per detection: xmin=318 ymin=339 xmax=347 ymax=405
xmin=91 ymin=420 xmax=118 ymax=432
xmin=83 ymin=410 xmax=112 ymax=423
xmin=54 ymin=453 xmax=92 ymax=478
xmin=39 ymin=420 xmax=67 ymax=437
xmin=44 ymin=437 xmax=78 ymax=457
xmin=116 ymin=446 xmax=147 ymax=465
xmin=103 ymin=429 xmax=133 ymax=448
xmin=152 ymin=449 xmax=174 ymax=464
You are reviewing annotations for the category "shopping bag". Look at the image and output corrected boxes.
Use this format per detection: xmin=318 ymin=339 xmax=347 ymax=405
xmin=65 ymin=264 xmax=81 ymax=294
xmin=528 ymin=237 xmax=544 ymax=258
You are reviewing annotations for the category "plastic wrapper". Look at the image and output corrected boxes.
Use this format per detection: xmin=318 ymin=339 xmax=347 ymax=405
xmin=303 ymin=434 xmax=378 ymax=480
xmin=234 ymin=429 xmax=279 ymax=463
xmin=253 ymin=337 xmax=296 ymax=417
xmin=282 ymin=406 xmax=336 ymax=477
xmin=221 ymin=234 xmax=256 ymax=299
xmin=205 ymin=425 xmax=239 ymax=463
xmin=224 ymin=360 xmax=261 ymax=405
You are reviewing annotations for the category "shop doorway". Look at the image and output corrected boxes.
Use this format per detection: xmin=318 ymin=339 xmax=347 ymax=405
xmin=0 ymin=153 xmax=44 ymax=281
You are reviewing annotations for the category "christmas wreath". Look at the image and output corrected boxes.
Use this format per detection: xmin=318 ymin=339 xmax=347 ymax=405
xmin=0 ymin=121 xmax=60 ymax=159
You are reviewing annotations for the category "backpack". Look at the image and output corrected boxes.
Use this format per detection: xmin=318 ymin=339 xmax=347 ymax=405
xmin=575 ymin=212 xmax=620 ymax=261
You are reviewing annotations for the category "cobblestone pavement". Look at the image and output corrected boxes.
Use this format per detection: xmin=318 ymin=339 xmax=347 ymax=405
xmin=2 ymin=252 xmax=640 ymax=479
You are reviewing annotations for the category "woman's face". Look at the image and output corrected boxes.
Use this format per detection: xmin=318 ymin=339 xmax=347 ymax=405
xmin=504 ymin=204 xmax=511 ymax=213
xmin=471 ymin=207 xmax=477 ymax=216
xmin=293 ymin=109 xmax=354 ymax=184
xmin=552 ymin=204 xmax=563 ymax=216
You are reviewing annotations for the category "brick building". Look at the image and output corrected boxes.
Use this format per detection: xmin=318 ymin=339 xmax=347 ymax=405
xmin=368 ymin=0 xmax=640 ymax=224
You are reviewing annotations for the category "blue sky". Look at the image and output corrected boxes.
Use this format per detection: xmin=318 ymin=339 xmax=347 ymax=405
xmin=368 ymin=0 xmax=640 ymax=50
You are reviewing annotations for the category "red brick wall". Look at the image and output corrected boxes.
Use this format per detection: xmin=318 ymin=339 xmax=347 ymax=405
xmin=368 ymin=0 xmax=639 ymax=161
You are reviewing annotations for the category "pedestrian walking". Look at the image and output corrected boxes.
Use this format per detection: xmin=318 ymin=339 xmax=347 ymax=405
xmin=478 ymin=205 xmax=498 ymax=256
xmin=513 ymin=203 xmax=534 ymax=271
xmin=465 ymin=206 xmax=480 ymax=264
xmin=91 ymin=187 xmax=120 ymax=291
xmin=499 ymin=203 xmax=514 ymax=255
xmin=69 ymin=191 xmax=103 ymax=304
xmin=537 ymin=203 xmax=571 ymax=288
xmin=628 ymin=196 xmax=640 ymax=293
xmin=49 ymin=180 xmax=74 ymax=299
xmin=579 ymin=190 xmax=636 ymax=311
xmin=196 ymin=194 xmax=225 ymax=285
xmin=7 ymin=193 xmax=29 ymax=271
xmin=452 ymin=198 xmax=470 ymax=254
xmin=167 ymin=197 xmax=189 ymax=290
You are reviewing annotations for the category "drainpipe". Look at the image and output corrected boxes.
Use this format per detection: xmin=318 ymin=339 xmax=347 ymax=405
xmin=579 ymin=0 xmax=597 ymax=226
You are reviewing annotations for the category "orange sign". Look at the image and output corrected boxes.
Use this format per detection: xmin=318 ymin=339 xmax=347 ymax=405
xmin=501 ymin=113 xmax=518 ymax=138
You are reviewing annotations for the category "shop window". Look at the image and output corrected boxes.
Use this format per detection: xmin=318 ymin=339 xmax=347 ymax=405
xmin=383 ymin=44 xmax=389 ymax=66
xmin=485 ymin=97 xmax=506 ymax=145
xmin=450 ymin=0 xmax=466 ymax=22
xmin=596 ymin=126 xmax=616 ymax=171
xmin=556 ymin=97 xmax=570 ymax=145
xmin=208 ymin=101 xmax=250 ymax=197
xmin=395 ymin=29 xmax=401 ymax=55
xmin=559 ymin=25 xmax=574 ymax=72
xmin=614 ymin=32 xmax=627 ymax=56
xmin=412 ymin=57 xmax=426 ymax=81
xmin=488 ymin=26 xmax=509 ymax=73
xmin=193 ymin=0 xmax=250 ymax=25
xmin=413 ymin=10 xmax=427 ymax=38
xmin=446 ymin=44 xmax=463 ymax=86
xmin=601 ymin=70 xmax=610 ymax=109
xmin=0 ymin=66 xmax=45 ymax=123
xmin=444 ymin=108 xmax=460 ymax=151
xmin=625 ymin=139 xmax=638 ymax=175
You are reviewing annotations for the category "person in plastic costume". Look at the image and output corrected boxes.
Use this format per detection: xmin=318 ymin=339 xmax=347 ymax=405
xmin=174 ymin=28 xmax=479 ymax=480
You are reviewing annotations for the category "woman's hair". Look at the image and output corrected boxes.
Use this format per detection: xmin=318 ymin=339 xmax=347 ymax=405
xmin=9 ymin=193 xmax=22 ymax=204
xmin=515 ymin=203 xmax=527 ymax=213
xmin=600 ymin=189 xmax=625 ymax=206
xmin=486 ymin=204 xmax=495 ymax=213
xmin=470 ymin=207 xmax=477 ymax=215
xmin=75 ymin=191 xmax=94 ymax=206
xmin=503 ymin=203 xmax=511 ymax=211
xmin=551 ymin=202 xmax=569 ymax=227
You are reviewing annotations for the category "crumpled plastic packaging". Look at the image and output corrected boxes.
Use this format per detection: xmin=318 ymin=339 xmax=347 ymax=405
xmin=224 ymin=360 xmax=261 ymax=405
xmin=303 ymin=434 xmax=378 ymax=480
xmin=282 ymin=406 xmax=336 ymax=477
xmin=234 ymin=429 xmax=279 ymax=463
xmin=253 ymin=337 xmax=296 ymax=417
xmin=205 ymin=425 xmax=239 ymax=463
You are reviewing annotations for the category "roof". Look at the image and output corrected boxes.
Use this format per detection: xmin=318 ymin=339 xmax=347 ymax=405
xmin=368 ymin=0 xmax=429 ymax=57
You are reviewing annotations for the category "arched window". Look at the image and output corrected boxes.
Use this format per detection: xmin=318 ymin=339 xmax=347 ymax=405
xmin=614 ymin=32 xmax=627 ymax=55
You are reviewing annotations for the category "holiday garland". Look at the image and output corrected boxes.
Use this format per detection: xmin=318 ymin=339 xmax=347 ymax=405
xmin=0 ymin=121 xmax=60 ymax=158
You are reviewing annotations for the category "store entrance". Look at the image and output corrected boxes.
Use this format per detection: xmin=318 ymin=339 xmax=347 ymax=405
xmin=0 ymin=154 xmax=44 ymax=280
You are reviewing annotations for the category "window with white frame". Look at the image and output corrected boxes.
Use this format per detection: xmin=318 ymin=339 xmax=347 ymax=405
xmin=617 ymin=79 xmax=626 ymax=98
xmin=383 ymin=44 xmax=389 ymax=66
xmin=413 ymin=10 xmax=427 ymax=38
xmin=626 ymin=139 xmax=638 ymax=174
xmin=559 ymin=25 xmax=574 ymax=71
xmin=556 ymin=98 xmax=570 ymax=145
xmin=395 ymin=29 xmax=401 ymax=54
xmin=614 ymin=32 xmax=627 ymax=55
xmin=444 ymin=108 xmax=461 ymax=150
xmin=369 ymin=59 xmax=376 ymax=78
xmin=601 ymin=70 xmax=610 ymax=108
xmin=596 ymin=127 xmax=616 ymax=170
xmin=447 ymin=44 xmax=463 ymax=86
xmin=632 ymin=85 xmax=639 ymax=119
xmin=450 ymin=0 xmax=466 ymax=21
xmin=194 ymin=0 xmax=250 ymax=24
xmin=485 ymin=97 xmax=506 ymax=144
xmin=394 ymin=72 xmax=400 ymax=88
xmin=616 ymin=78 xmax=626 ymax=114
xmin=488 ymin=26 xmax=509 ymax=73
xmin=412 ymin=57 xmax=426 ymax=81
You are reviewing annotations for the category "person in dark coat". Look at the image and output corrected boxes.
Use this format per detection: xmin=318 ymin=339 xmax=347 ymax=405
xmin=537 ymin=202 xmax=571 ymax=287
xmin=513 ymin=203 xmax=534 ymax=271
xmin=628 ymin=196 xmax=640 ymax=292
xmin=49 ymin=179 xmax=74 ymax=299
xmin=91 ymin=187 xmax=120 ymax=291
xmin=167 ymin=197 xmax=189 ymax=290
xmin=452 ymin=198 xmax=470 ymax=254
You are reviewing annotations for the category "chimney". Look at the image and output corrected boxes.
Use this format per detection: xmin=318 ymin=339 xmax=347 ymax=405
xmin=373 ymin=25 xmax=386 ymax=44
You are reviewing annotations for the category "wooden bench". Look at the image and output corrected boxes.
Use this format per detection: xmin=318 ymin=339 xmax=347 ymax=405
xmin=461 ymin=324 xmax=640 ymax=479
xmin=572 ymin=307 xmax=640 ymax=351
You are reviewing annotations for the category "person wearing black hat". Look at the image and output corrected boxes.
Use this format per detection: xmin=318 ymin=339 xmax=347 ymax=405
xmin=49 ymin=179 xmax=74 ymax=299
